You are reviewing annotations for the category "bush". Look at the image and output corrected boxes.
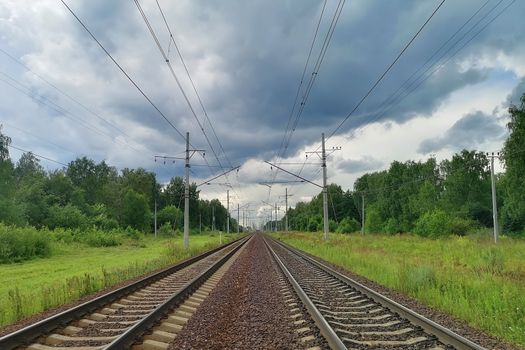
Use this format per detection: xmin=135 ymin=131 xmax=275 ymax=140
xmin=383 ymin=218 xmax=400 ymax=234
xmin=0 ymin=224 xmax=52 ymax=263
xmin=336 ymin=217 xmax=361 ymax=234
xmin=157 ymin=205 xmax=182 ymax=229
xmin=414 ymin=209 xmax=477 ymax=237
xmin=308 ymin=215 xmax=321 ymax=232
xmin=365 ymin=205 xmax=383 ymax=233
xmin=46 ymin=204 xmax=88 ymax=230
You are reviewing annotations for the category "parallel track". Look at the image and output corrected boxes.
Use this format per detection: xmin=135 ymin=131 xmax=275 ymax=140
xmin=0 ymin=236 xmax=250 ymax=350
xmin=265 ymin=236 xmax=486 ymax=350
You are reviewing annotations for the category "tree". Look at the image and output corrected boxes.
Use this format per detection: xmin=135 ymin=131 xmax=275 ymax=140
xmin=121 ymin=189 xmax=151 ymax=232
xmin=439 ymin=150 xmax=491 ymax=226
xmin=14 ymin=152 xmax=45 ymax=183
xmin=0 ymin=124 xmax=11 ymax=161
xmin=501 ymin=93 xmax=525 ymax=233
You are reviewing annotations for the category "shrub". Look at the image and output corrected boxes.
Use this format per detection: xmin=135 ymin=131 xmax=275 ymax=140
xmin=365 ymin=205 xmax=383 ymax=233
xmin=336 ymin=217 xmax=361 ymax=234
xmin=383 ymin=218 xmax=400 ymax=234
xmin=414 ymin=209 xmax=477 ymax=237
xmin=157 ymin=205 xmax=182 ymax=229
xmin=0 ymin=224 xmax=52 ymax=263
xmin=46 ymin=204 xmax=88 ymax=230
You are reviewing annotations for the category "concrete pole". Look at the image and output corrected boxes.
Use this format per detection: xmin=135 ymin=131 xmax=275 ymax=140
xmin=490 ymin=153 xmax=499 ymax=243
xmin=226 ymin=190 xmax=230 ymax=235
xmin=154 ymin=198 xmax=157 ymax=238
xmin=275 ymin=203 xmax=277 ymax=232
xmin=184 ymin=132 xmax=190 ymax=249
xmin=212 ymin=205 xmax=215 ymax=231
xmin=285 ymin=187 xmax=289 ymax=234
xmin=237 ymin=203 xmax=240 ymax=234
xmin=361 ymin=193 xmax=365 ymax=235
xmin=322 ymin=133 xmax=329 ymax=240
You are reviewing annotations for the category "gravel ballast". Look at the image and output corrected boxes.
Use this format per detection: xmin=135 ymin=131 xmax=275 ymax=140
xmin=169 ymin=234 xmax=327 ymax=349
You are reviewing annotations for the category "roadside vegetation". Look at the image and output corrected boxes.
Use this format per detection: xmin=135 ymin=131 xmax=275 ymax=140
xmin=0 ymin=230 xmax=240 ymax=327
xmin=275 ymin=231 xmax=525 ymax=347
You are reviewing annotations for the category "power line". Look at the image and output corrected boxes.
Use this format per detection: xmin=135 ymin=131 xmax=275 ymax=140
xmin=267 ymin=0 xmax=345 ymax=201
xmin=327 ymin=0 xmax=446 ymax=140
xmin=8 ymin=144 xmax=69 ymax=167
xmin=133 ymin=0 xmax=243 ymax=203
xmin=0 ymin=47 xmax=132 ymax=140
xmin=334 ymin=0 xmax=516 ymax=154
xmin=290 ymin=0 xmax=447 ymax=182
xmin=60 ymin=0 xmax=186 ymax=142
xmin=154 ymin=0 xmax=234 ymax=170
xmin=0 ymin=73 xmax=142 ymax=153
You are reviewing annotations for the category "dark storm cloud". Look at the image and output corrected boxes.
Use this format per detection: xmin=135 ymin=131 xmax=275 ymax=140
xmin=417 ymin=111 xmax=506 ymax=154
xmin=336 ymin=156 xmax=384 ymax=174
xmin=1 ymin=0 xmax=524 ymax=176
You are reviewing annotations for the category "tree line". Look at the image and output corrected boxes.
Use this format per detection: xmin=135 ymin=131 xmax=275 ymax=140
xmin=0 ymin=132 xmax=238 ymax=234
xmin=283 ymin=94 xmax=525 ymax=237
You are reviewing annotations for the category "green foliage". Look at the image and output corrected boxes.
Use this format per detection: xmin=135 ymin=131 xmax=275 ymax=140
xmin=336 ymin=217 xmax=361 ymax=233
xmin=365 ymin=204 xmax=383 ymax=233
xmin=46 ymin=204 xmax=88 ymax=230
xmin=307 ymin=215 xmax=321 ymax=232
xmin=121 ymin=189 xmax=151 ymax=232
xmin=414 ymin=209 xmax=477 ymax=237
xmin=0 ymin=224 xmax=51 ymax=263
xmin=501 ymin=93 xmax=525 ymax=232
xmin=157 ymin=205 xmax=183 ymax=229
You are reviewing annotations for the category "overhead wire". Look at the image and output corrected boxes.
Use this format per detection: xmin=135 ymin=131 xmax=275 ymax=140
xmin=60 ymin=0 xmax=186 ymax=142
xmin=266 ymin=0 xmax=345 ymax=203
xmin=133 ymin=0 xmax=242 ymax=204
xmin=8 ymin=144 xmax=69 ymax=167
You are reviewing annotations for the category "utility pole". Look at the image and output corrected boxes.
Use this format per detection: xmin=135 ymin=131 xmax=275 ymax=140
xmin=285 ymin=188 xmax=289 ymax=234
xmin=361 ymin=193 xmax=365 ymax=235
xmin=212 ymin=205 xmax=215 ymax=232
xmin=154 ymin=198 xmax=157 ymax=238
xmin=274 ymin=203 xmax=278 ymax=232
xmin=237 ymin=203 xmax=240 ymax=234
xmin=322 ymin=133 xmax=329 ymax=240
xmin=487 ymin=152 xmax=500 ymax=243
xmin=154 ymin=132 xmax=204 ymax=250
xmin=199 ymin=212 xmax=202 ymax=234
xmin=184 ymin=132 xmax=190 ymax=250
xmin=304 ymin=133 xmax=340 ymax=241
xmin=226 ymin=190 xmax=230 ymax=235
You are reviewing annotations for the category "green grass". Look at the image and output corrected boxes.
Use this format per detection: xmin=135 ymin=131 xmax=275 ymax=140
xmin=0 ymin=232 xmax=240 ymax=327
xmin=273 ymin=232 xmax=525 ymax=347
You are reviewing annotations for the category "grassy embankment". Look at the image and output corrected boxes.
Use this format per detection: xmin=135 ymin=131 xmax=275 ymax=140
xmin=0 ymin=230 xmax=240 ymax=327
xmin=274 ymin=232 xmax=525 ymax=347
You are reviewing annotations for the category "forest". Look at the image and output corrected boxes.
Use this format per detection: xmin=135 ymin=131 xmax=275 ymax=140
xmin=0 ymin=133 xmax=237 ymax=236
xmin=283 ymin=94 xmax=525 ymax=238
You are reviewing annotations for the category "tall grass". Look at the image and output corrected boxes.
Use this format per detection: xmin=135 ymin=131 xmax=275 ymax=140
xmin=0 ymin=233 xmax=241 ymax=327
xmin=275 ymin=232 xmax=525 ymax=347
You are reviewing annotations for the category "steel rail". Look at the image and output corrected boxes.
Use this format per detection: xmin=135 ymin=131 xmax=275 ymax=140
xmin=264 ymin=237 xmax=346 ymax=350
xmin=271 ymin=237 xmax=486 ymax=350
xmin=107 ymin=235 xmax=250 ymax=348
xmin=0 ymin=235 xmax=247 ymax=350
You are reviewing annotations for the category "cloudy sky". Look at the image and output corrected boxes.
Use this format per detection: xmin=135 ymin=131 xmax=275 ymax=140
xmin=1 ymin=0 xmax=524 ymax=225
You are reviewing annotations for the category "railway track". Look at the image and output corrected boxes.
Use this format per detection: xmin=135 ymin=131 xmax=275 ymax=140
xmin=264 ymin=236 xmax=486 ymax=350
xmin=0 ymin=235 xmax=250 ymax=350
